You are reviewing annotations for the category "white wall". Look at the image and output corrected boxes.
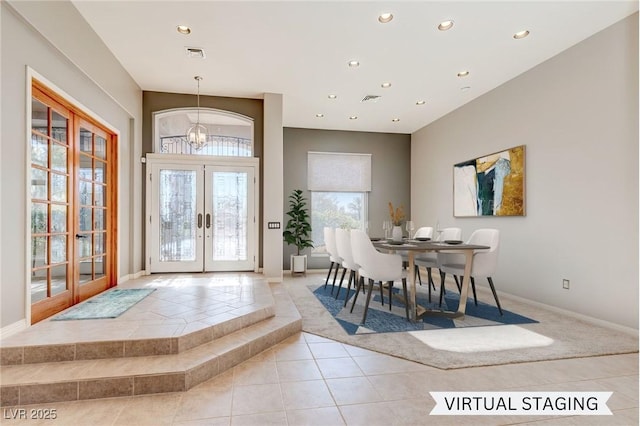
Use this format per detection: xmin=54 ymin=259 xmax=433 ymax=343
xmin=1 ymin=1 xmax=142 ymax=328
xmin=411 ymin=14 xmax=638 ymax=329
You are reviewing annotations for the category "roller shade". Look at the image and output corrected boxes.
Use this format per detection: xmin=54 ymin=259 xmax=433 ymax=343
xmin=307 ymin=151 xmax=372 ymax=192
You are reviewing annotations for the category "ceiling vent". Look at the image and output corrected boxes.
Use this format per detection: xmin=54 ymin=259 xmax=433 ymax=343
xmin=185 ymin=47 xmax=206 ymax=59
xmin=361 ymin=95 xmax=381 ymax=102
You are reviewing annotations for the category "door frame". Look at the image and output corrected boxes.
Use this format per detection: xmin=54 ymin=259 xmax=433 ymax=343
xmin=25 ymin=70 xmax=120 ymax=325
xmin=145 ymin=153 xmax=260 ymax=274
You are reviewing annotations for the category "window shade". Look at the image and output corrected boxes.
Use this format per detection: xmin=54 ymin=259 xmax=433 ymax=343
xmin=307 ymin=151 xmax=372 ymax=192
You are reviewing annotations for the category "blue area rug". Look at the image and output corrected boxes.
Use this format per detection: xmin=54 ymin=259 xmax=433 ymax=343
xmin=312 ymin=283 xmax=537 ymax=335
xmin=52 ymin=288 xmax=156 ymax=320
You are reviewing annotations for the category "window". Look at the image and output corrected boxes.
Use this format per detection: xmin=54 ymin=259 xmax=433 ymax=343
xmin=307 ymin=151 xmax=372 ymax=255
xmin=153 ymin=108 xmax=253 ymax=156
xmin=311 ymin=192 xmax=368 ymax=255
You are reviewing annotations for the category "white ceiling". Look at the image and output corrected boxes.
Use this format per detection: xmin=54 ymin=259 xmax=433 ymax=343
xmin=72 ymin=1 xmax=638 ymax=134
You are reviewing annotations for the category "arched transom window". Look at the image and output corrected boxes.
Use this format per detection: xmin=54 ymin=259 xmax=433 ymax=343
xmin=153 ymin=108 xmax=253 ymax=156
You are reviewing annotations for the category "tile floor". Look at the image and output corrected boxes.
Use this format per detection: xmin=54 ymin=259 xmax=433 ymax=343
xmin=1 ymin=273 xmax=637 ymax=425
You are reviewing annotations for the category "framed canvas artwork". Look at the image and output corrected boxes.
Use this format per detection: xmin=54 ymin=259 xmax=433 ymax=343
xmin=453 ymin=145 xmax=525 ymax=217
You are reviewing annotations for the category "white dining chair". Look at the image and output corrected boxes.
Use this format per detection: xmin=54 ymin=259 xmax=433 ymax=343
xmin=323 ymin=227 xmax=343 ymax=295
xmin=414 ymin=227 xmax=462 ymax=301
xmin=350 ymin=229 xmax=409 ymax=324
xmin=412 ymin=226 xmax=433 ymax=240
xmin=334 ymin=228 xmax=360 ymax=306
xmin=438 ymin=228 xmax=503 ymax=315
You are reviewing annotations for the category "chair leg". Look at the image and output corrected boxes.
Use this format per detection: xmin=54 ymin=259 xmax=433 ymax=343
xmin=343 ymin=270 xmax=355 ymax=307
xmin=439 ymin=271 xmax=446 ymax=307
xmin=415 ymin=266 xmax=422 ymax=286
xmin=487 ymin=277 xmax=503 ymax=315
xmin=453 ymin=275 xmax=462 ymax=292
xmin=426 ymin=267 xmax=432 ymax=303
xmin=361 ymin=279 xmax=375 ymax=324
xmin=427 ymin=267 xmax=436 ymax=291
xmin=335 ymin=267 xmax=348 ymax=300
xmin=470 ymin=276 xmax=478 ymax=306
xmin=388 ymin=281 xmax=393 ymax=311
xmin=324 ymin=262 xmax=334 ymax=289
xmin=401 ymin=278 xmax=410 ymax=320
xmin=330 ymin=264 xmax=340 ymax=294
xmin=350 ymin=275 xmax=364 ymax=313
xmin=379 ymin=281 xmax=384 ymax=306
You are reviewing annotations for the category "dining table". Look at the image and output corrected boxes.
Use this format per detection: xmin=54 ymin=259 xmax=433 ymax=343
xmin=372 ymin=239 xmax=489 ymax=322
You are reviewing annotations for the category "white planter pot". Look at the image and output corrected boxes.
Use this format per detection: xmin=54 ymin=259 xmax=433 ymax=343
xmin=291 ymin=254 xmax=307 ymax=274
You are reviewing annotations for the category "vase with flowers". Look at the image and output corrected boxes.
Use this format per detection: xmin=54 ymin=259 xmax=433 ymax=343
xmin=388 ymin=202 xmax=405 ymax=241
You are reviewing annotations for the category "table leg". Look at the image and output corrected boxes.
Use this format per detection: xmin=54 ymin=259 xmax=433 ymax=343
xmin=407 ymin=252 xmax=417 ymax=321
xmin=455 ymin=249 xmax=474 ymax=316
xmin=413 ymin=247 xmax=474 ymax=320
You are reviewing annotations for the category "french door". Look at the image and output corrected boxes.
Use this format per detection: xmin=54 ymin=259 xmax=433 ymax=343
xmin=146 ymin=156 xmax=258 ymax=273
xmin=30 ymin=81 xmax=117 ymax=324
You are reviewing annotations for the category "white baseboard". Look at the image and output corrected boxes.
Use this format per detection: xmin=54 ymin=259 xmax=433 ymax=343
xmin=0 ymin=319 xmax=27 ymax=339
xmin=118 ymin=270 xmax=147 ymax=284
xmin=132 ymin=270 xmax=147 ymax=279
xmin=500 ymin=291 xmax=639 ymax=337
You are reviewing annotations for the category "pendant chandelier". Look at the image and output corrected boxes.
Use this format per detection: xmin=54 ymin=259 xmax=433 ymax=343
xmin=186 ymin=75 xmax=207 ymax=150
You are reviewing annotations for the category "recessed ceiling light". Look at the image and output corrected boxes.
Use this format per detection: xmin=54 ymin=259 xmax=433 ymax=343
xmin=328 ymin=94 xmax=337 ymax=99
xmin=416 ymin=100 xmax=426 ymax=105
xmin=457 ymin=70 xmax=470 ymax=77
xmin=316 ymin=113 xmax=324 ymax=118
xmin=461 ymin=86 xmax=471 ymax=91
xmin=349 ymin=116 xmax=358 ymax=120
xmin=513 ymin=30 xmax=530 ymax=40
xmin=381 ymin=82 xmax=392 ymax=88
xmin=378 ymin=13 xmax=394 ymax=23
xmin=348 ymin=60 xmax=360 ymax=67
xmin=392 ymin=118 xmax=400 ymax=122
xmin=438 ymin=20 xmax=454 ymax=31
xmin=176 ymin=25 xmax=191 ymax=35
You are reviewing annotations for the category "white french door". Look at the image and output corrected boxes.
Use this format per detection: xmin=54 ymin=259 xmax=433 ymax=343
xmin=146 ymin=155 xmax=258 ymax=273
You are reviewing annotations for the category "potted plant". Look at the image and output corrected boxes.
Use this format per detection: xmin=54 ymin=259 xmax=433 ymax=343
xmin=283 ymin=189 xmax=313 ymax=274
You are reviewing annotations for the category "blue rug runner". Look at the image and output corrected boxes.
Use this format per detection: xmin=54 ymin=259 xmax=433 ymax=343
xmin=52 ymin=288 xmax=156 ymax=320
xmin=312 ymin=284 xmax=537 ymax=335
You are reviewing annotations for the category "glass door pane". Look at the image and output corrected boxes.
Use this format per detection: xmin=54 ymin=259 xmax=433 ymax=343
xmin=30 ymin=97 xmax=71 ymax=304
xmin=159 ymin=169 xmax=198 ymax=262
xmin=148 ymin=163 xmax=204 ymax=273
xmin=77 ymin=127 xmax=106 ymax=284
xmin=204 ymin=165 xmax=255 ymax=271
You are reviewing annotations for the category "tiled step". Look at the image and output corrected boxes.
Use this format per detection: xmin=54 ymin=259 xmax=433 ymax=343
xmin=1 ymin=278 xmax=279 ymax=365
xmin=1 ymin=305 xmax=275 ymax=365
xmin=0 ymin=282 xmax=302 ymax=407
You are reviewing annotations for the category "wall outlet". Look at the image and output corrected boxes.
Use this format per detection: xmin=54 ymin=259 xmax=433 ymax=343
xmin=562 ymin=279 xmax=570 ymax=290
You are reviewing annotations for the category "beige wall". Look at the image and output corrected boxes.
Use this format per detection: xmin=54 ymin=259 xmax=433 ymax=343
xmin=283 ymin=128 xmax=411 ymax=270
xmin=411 ymin=14 xmax=638 ymax=329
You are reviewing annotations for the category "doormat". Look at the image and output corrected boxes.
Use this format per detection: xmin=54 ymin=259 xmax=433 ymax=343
xmin=311 ymin=284 xmax=537 ymax=335
xmin=52 ymin=288 xmax=156 ymax=320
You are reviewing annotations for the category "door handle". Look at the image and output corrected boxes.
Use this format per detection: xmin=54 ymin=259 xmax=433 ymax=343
xmin=75 ymin=234 xmax=87 ymax=239
xmin=206 ymin=213 xmax=211 ymax=229
xmin=197 ymin=213 xmax=203 ymax=229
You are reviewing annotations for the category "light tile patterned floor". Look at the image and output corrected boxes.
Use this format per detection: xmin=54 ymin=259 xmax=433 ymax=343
xmin=1 ymin=273 xmax=637 ymax=425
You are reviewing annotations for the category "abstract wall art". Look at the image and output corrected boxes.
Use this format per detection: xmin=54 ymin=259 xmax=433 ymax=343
xmin=453 ymin=145 xmax=525 ymax=217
